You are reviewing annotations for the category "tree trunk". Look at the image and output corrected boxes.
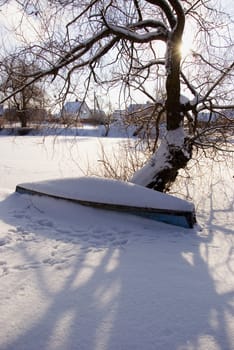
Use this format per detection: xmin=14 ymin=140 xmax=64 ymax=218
xmin=18 ymin=110 xmax=27 ymax=128
xmin=19 ymin=95 xmax=28 ymax=128
xmin=131 ymin=35 xmax=192 ymax=192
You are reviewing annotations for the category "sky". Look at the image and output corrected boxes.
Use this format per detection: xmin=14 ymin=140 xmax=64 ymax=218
xmin=0 ymin=0 xmax=233 ymax=110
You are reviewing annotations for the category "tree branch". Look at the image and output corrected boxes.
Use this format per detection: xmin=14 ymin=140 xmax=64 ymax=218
xmin=146 ymin=0 xmax=176 ymax=29
xmin=104 ymin=23 xmax=167 ymax=43
xmin=203 ymin=61 xmax=234 ymax=100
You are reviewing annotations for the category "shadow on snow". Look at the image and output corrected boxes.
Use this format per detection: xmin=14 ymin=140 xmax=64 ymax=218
xmin=0 ymin=183 xmax=233 ymax=350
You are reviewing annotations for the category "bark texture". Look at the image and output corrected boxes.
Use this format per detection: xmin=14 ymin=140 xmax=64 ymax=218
xmin=146 ymin=137 xmax=192 ymax=192
xmin=132 ymin=1 xmax=192 ymax=192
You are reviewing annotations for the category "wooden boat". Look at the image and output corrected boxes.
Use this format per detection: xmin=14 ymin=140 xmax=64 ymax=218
xmin=15 ymin=177 xmax=196 ymax=228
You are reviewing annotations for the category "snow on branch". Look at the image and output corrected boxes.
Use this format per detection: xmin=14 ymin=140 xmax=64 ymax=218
xmin=59 ymin=28 xmax=111 ymax=65
xmin=146 ymin=0 xmax=176 ymax=29
xmin=104 ymin=23 xmax=167 ymax=43
xmin=129 ymin=19 xmax=168 ymax=33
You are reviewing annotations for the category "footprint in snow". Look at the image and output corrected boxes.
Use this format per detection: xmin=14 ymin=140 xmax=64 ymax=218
xmin=13 ymin=213 xmax=30 ymax=220
xmin=112 ymin=239 xmax=128 ymax=247
xmin=0 ymin=237 xmax=10 ymax=246
xmin=12 ymin=262 xmax=41 ymax=271
xmin=42 ymin=257 xmax=69 ymax=267
xmin=56 ymin=228 xmax=71 ymax=234
xmin=0 ymin=266 xmax=9 ymax=276
xmin=75 ymin=233 xmax=89 ymax=241
xmin=37 ymin=219 xmax=54 ymax=228
xmin=0 ymin=261 xmax=8 ymax=276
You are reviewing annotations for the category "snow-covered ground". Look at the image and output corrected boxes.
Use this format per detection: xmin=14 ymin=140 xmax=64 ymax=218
xmin=0 ymin=130 xmax=233 ymax=350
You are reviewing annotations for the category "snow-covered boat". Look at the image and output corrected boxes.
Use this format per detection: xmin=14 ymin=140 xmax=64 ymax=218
xmin=16 ymin=177 xmax=196 ymax=228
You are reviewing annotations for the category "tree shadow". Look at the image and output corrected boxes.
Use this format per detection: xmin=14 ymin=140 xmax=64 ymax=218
xmin=0 ymin=184 xmax=233 ymax=349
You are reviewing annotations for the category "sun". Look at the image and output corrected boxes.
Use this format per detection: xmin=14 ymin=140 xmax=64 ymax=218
xmin=179 ymin=31 xmax=196 ymax=59
xmin=179 ymin=39 xmax=193 ymax=59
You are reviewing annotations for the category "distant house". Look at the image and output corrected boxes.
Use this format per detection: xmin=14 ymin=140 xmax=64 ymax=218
xmin=62 ymin=100 xmax=92 ymax=122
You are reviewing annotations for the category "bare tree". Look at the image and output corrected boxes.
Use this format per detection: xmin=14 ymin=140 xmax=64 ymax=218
xmin=0 ymin=54 xmax=47 ymax=128
xmin=0 ymin=0 xmax=233 ymax=190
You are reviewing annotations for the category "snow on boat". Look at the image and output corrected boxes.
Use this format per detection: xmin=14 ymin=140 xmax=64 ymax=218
xmin=15 ymin=177 xmax=196 ymax=228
